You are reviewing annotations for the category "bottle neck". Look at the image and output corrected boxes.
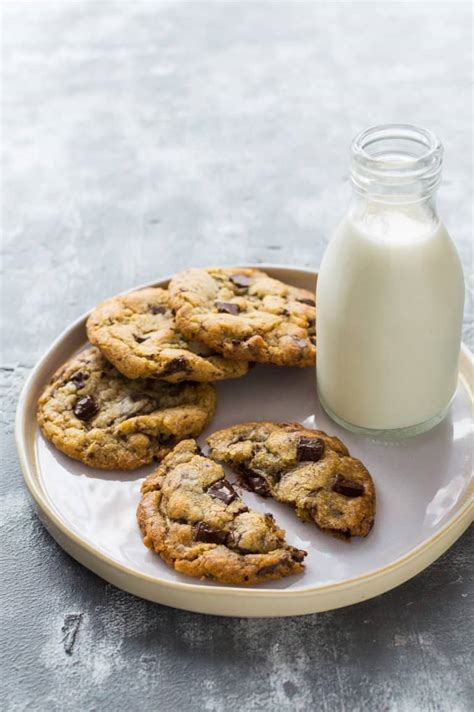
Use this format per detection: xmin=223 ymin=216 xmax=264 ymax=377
xmin=350 ymin=124 xmax=443 ymax=206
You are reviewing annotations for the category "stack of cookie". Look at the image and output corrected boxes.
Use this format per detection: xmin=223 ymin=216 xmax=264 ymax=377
xmin=37 ymin=267 xmax=375 ymax=586
xmin=37 ymin=268 xmax=316 ymax=470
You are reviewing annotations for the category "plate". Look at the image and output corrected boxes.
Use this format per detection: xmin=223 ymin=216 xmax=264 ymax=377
xmin=16 ymin=266 xmax=473 ymax=617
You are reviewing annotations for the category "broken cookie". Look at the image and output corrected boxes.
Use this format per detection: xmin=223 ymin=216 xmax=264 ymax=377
xmin=137 ymin=439 xmax=306 ymax=584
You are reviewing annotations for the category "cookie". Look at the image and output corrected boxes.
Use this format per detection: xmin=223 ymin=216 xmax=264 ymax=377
xmin=37 ymin=346 xmax=217 ymax=470
xmin=137 ymin=439 xmax=306 ymax=585
xmin=207 ymin=422 xmax=375 ymax=538
xmin=168 ymin=268 xmax=316 ymax=367
xmin=86 ymin=287 xmax=249 ymax=382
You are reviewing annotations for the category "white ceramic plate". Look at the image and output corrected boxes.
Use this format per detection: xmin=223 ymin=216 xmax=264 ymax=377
xmin=16 ymin=267 xmax=473 ymax=617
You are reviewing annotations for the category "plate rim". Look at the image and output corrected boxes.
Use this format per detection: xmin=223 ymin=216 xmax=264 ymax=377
xmin=15 ymin=265 xmax=474 ymax=616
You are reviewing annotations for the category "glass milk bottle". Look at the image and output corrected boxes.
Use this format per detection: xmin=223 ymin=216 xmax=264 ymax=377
xmin=316 ymin=124 xmax=465 ymax=438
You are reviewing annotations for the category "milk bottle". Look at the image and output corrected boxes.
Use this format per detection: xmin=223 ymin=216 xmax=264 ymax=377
xmin=316 ymin=125 xmax=464 ymax=437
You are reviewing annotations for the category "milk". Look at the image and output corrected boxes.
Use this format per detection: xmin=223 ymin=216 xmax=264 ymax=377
xmin=316 ymin=204 xmax=465 ymax=433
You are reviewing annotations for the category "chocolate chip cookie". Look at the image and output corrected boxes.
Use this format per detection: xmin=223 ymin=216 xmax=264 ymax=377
xmin=37 ymin=347 xmax=217 ymax=470
xmin=86 ymin=287 xmax=249 ymax=382
xmin=168 ymin=268 xmax=316 ymax=367
xmin=207 ymin=422 xmax=375 ymax=538
xmin=137 ymin=439 xmax=306 ymax=584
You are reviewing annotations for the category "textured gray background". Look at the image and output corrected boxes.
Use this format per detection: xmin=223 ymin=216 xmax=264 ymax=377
xmin=1 ymin=2 xmax=473 ymax=711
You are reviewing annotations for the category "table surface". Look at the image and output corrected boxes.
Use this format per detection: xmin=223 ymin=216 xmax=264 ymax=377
xmin=2 ymin=2 xmax=472 ymax=711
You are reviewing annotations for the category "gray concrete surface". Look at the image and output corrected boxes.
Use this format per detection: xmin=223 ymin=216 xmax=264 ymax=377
xmin=1 ymin=2 xmax=472 ymax=711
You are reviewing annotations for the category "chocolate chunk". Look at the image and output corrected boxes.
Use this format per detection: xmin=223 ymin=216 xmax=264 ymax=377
xmin=297 ymin=298 xmax=316 ymax=306
xmin=235 ymin=506 xmax=249 ymax=515
xmin=206 ymin=479 xmax=237 ymax=504
xmin=154 ymin=357 xmax=191 ymax=378
xmin=216 ymin=301 xmax=239 ymax=315
xmin=69 ymin=371 xmax=88 ymax=388
xmin=156 ymin=433 xmax=176 ymax=446
xmin=73 ymin=395 xmax=98 ymax=421
xmin=308 ymin=318 xmax=316 ymax=328
xmin=310 ymin=336 xmax=317 ymax=345
xmin=150 ymin=305 xmax=166 ymax=315
xmin=332 ymin=474 xmax=365 ymax=498
xmin=133 ymin=334 xmax=148 ymax=344
xmin=230 ymin=274 xmax=251 ymax=288
xmin=292 ymin=547 xmax=307 ymax=562
xmin=297 ymin=437 xmax=325 ymax=462
xmin=194 ymin=523 xmax=228 ymax=545
xmin=245 ymin=473 xmax=270 ymax=497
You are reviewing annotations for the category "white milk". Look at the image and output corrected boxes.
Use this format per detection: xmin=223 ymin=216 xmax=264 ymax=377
xmin=316 ymin=204 xmax=465 ymax=433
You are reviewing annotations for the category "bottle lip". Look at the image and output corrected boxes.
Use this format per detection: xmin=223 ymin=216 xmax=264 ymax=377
xmin=350 ymin=124 xmax=443 ymax=201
